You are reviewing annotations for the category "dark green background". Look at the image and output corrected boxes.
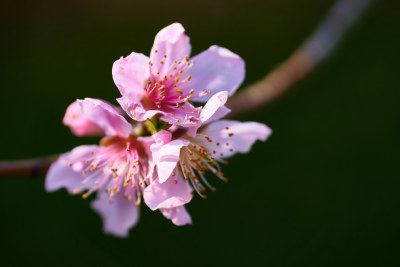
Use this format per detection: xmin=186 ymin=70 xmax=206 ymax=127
xmin=1 ymin=0 xmax=399 ymax=266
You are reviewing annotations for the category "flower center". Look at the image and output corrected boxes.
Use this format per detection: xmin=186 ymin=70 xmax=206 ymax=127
xmin=176 ymin=137 xmax=231 ymax=199
xmin=144 ymin=53 xmax=210 ymax=114
xmin=69 ymin=135 xmax=149 ymax=205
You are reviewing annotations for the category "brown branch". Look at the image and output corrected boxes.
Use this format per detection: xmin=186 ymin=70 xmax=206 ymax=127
xmin=0 ymin=0 xmax=374 ymax=177
xmin=0 ymin=155 xmax=58 ymax=177
xmin=226 ymin=0 xmax=374 ymax=118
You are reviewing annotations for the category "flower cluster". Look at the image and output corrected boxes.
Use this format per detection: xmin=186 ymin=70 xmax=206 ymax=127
xmin=46 ymin=23 xmax=272 ymax=237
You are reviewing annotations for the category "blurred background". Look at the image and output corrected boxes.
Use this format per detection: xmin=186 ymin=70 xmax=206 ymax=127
xmin=0 ymin=0 xmax=399 ymax=266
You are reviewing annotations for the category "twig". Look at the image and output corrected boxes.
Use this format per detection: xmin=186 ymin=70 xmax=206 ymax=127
xmin=226 ymin=0 xmax=374 ymax=118
xmin=0 ymin=0 xmax=374 ymax=177
xmin=0 ymin=155 xmax=58 ymax=177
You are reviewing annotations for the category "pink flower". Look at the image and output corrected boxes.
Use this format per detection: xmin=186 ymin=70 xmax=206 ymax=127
xmin=46 ymin=98 xmax=151 ymax=237
xmin=144 ymin=92 xmax=272 ymax=218
xmin=113 ymin=23 xmax=245 ymax=127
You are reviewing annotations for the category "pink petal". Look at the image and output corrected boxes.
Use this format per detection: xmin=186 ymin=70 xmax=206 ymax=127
xmin=159 ymin=102 xmax=202 ymax=128
xmin=147 ymin=130 xmax=173 ymax=179
xmin=112 ymin=52 xmax=150 ymax=98
xmin=150 ymin=23 xmax=191 ymax=78
xmin=45 ymin=145 xmax=100 ymax=194
xmin=91 ymin=191 xmax=140 ymax=238
xmin=200 ymin=91 xmax=230 ymax=123
xmin=186 ymin=91 xmax=230 ymax=137
xmin=199 ymin=120 xmax=272 ymax=158
xmin=160 ymin=206 xmax=192 ymax=226
xmin=79 ymin=98 xmax=132 ymax=138
xmin=117 ymin=96 xmax=163 ymax=121
xmin=181 ymin=45 xmax=245 ymax=102
xmin=143 ymin=172 xmax=193 ymax=210
xmin=156 ymin=139 xmax=190 ymax=183
xmin=63 ymin=101 xmax=104 ymax=137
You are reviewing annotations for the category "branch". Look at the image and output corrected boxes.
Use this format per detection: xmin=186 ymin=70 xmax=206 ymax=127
xmin=0 ymin=155 xmax=58 ymax=177
xmin=226 ymin=0 xmax=374 ymax=118
xmin=0 ymin=0 xmax=374 ymax=177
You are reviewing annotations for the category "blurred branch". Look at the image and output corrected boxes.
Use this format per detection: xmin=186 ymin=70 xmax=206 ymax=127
xmin=0 ymin=155 xmax=58 ymax=177
xmin=0 ymin=0 xmax=374 ymax=177
xmin=226 ymin=0 xmax=374 ymax=118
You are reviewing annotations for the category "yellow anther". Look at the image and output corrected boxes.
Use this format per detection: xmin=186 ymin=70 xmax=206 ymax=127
xmin=164 ymin=54 xmax=167 ymax=58
xmin=176 ymin=89 xmax=183 ymax=94
xmin=175 ymin=77 xmax=179 ymax=82
xmin=68 ymin=162 xmax=72 ymax=166
xmin=187 ymin=75 xmax=192 ymax=81
xmin=135 ymin=201 xmax=141 ymax=206
xmin=212 ymin=187 xmax=216 ymax=192
xmin=156 ymin=71 xmax=160 ymax=75
xmin=185 ymin=55 xmax=189 ymax=61
xmin=189 ymin=89 xmax=194 ymax=94
xmin=179 ymin=70 xmax=183 ymax=74
xmin=154 ymin=49 xmax=158 ymax=53
xmin=160 ymin=60 xmax=164 ymax=64
xmin=82 ymin=193 xmax=88 ymax=199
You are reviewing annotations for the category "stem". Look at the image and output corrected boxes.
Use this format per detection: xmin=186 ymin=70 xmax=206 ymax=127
xmin=226 ymin=0 xmax=374 ymax=118
xmin=0 ymin=0 xmax=374 ymax=177
xmin=0 ymin=155 xmax=58 ymax=177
